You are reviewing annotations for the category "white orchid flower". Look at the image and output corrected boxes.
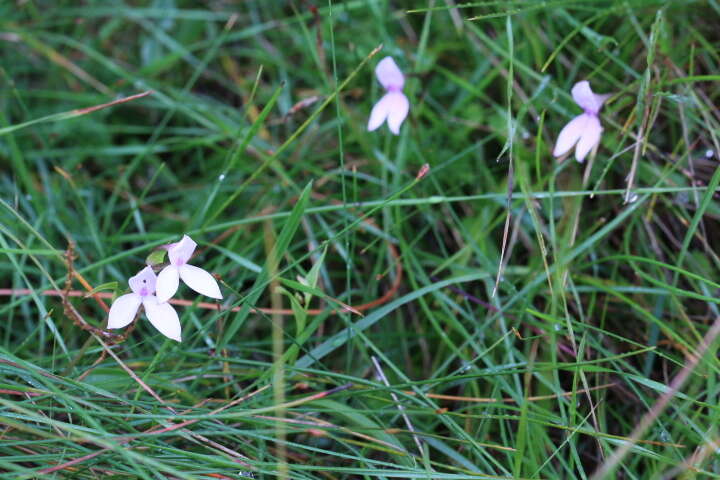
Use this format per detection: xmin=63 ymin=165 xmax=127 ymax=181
xmin=367 ymin=56 xmax=410 ymax=135
xmin=156 ymin=235 xmax=222 ymax=303
xmin=107 ymin=266 xmax=182 ymax=342
xmin=553 ymin=80 xmax=611 ymax=163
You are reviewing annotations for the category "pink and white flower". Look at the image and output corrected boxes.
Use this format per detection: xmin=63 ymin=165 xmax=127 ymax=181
xmin=156 ymin=235 xmax=222 ymax=303
xmin=107 ymin=266 xmax=182 ymax=341
xmin=553 ymin=81 xmax=611 ymax=163
xmin=367 ymin=56 xmax=410 ymax=135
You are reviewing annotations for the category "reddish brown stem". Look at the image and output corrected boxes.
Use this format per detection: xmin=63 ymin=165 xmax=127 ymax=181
xmin=0 ymin=239 xmax=400 ymax=317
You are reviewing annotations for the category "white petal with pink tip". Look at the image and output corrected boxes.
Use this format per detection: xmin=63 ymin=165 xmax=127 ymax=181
xmin=156 ymin=266 xmax=180 ymax=304
xmin=385 ymin=92 xmax=410 ymax=135
xmin=180 ymin=264 xmax=222 ymax=300
xmin=553 ymin=114 xmax=589 ymax=158
xmin=575 ymin=116 xmax=602 ymax=163
xmin=367 ymin=93 xmax=393 ymax=132
xmin=367 ymin=92 xmax=409 ymax=135
xmin=108 ymin=293 xmax=142 ymax=329
xmin=143 ymin=295 xmax=182 ymax=341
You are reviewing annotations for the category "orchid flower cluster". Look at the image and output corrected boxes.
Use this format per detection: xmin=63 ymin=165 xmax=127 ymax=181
xmin=107 ymin=235 xmax=222 ymax=342
xmin=367 ymin=56 xmax=611 ymax=162
xmin=104 ymin=61 xmax=610 ymax=343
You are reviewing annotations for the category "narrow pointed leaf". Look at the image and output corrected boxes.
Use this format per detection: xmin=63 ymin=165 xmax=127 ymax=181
xmin=220 ymin=181 xmax=313 ymax=348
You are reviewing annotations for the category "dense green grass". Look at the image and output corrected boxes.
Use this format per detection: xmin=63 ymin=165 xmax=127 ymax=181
xmin=1 ymin=1 xmax=719 ymax=478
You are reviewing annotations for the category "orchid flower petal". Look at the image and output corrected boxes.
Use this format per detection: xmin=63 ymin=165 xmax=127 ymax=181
xmin=574 ymin=115 xmax=602 ymax=163
xmin=156 ymin=266 xmax=180 ymax=303
xmin=375 ymin=56 xmax=404 ymax=91
xmin=553 ymin=114 xmax=589 ymax=158
xmin=128 ymin=266 xmax=157 ymax=297
xmin=368 ymin=92 xmax=409 ymax=134
xmin=385 ymin=92 xmax=410 ymax=135
xmin=571 ymin=81 xmax=609 ymax=115
xmin=143 ymin=295 xmax=182 ymax=341
xmin=179 ymin=264 xmax=223 ymax=299
xmin=367 ymin=93 xmax=393 ymax=131
xmin=168 ymin=235 xmax=197 ymax=266
xmin=108 ymin=293 xmax=142 ymax=329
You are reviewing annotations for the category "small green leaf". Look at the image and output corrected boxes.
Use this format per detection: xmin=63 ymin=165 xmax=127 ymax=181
xmin=146 ymin=249 xmax=167 ymax=266
xmin=305 ymin=245 xmax=327 ymax=297
xmin=83 ymin=281 xmax=118 ymax=297
xmin=276 ymin=286 xmax=307 ymax=339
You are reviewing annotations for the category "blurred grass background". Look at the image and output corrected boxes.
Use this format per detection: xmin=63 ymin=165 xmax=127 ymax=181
xmin=1 ymin=0 xmax=720 ymax=478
